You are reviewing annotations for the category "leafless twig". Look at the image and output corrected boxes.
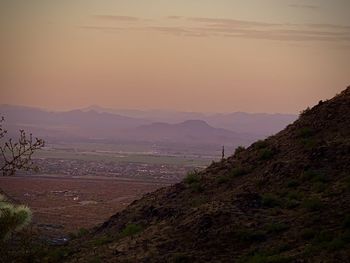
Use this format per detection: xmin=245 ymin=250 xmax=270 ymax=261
xmin=0 ymin=117 xmax=45 ymax=176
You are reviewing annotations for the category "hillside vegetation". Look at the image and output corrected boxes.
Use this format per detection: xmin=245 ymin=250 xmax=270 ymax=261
xmin=47 ymin=87 xmax=350 ymax=262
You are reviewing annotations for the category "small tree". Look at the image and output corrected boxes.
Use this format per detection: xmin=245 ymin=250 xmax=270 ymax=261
xmin=0 ymin=117 xmax=45 ymax=176
xmin=0 ymin=117 xmax=44 ymax=242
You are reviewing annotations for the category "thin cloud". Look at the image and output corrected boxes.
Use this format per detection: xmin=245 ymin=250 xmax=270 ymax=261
xmin=188 ymin=17 xmax=279 ymax=27
xmin=79 ymin=25 xmax=125 ymax=31
xmin=288 ymin=4 xmax=319 ymax=9
xmin=81 ymin=15 xmax=350 ymax=43
xmin=305 ymin=23 xmax=350 ymax=31
xmin=167 ymin=16 xmax=183 ymax=20
xmin=93 ymin=15 xmax=140 ymax=22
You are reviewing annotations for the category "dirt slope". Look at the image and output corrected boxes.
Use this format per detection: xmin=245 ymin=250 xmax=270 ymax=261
xmin=65 ymin=87 xmax=350 ymax=262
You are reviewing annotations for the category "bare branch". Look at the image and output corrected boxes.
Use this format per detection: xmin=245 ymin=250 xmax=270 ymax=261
xmin=0 ymin=118 xmax=45 ymax=176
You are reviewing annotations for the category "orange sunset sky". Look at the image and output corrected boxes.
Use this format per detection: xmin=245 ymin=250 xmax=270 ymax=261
xmin=1 ymin=0 xmax=350 ymax=113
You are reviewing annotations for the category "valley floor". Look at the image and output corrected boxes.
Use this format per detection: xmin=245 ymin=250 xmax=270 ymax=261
xmin=0 ymin=176 xmax=168 ymax=240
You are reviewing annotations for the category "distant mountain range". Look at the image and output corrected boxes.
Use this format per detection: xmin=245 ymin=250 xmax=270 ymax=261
xmin=82 ymin=105 xmax=297 ymax=136
xmin=0 ymin=104 xmax=297 ymax=147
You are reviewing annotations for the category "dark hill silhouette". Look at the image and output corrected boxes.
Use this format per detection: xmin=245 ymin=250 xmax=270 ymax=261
xmin=64 ymin=87 xmax=350 ymax=262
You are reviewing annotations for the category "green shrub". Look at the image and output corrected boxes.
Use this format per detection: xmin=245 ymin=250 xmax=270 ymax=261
xmin=284 ymin=198 xmax=299 ymax=209
xmin=313 ymin=231 xmax=333 ymax=244
xmin=286 ymin=179 xmax=300 ymax=188
xmin=88 ymin=256 xmax=102 ymax=263
xmin=236 ymin=229 xmax=266 ymax=243
xmin=68 ymin=227 xmax=89 ymax=239
xmin=327 ymin=237 xmax=346 ymax=251
xmin=172 ymin=253 xmax=190 ymax=263
xmin=184 ymin=171 xmax=201 ymax=185
xmin=297 ymin=127 xmax=313 ymax=138
xmin=190 ymin=196 xmax=208 ymax=207
xmin=302 ymin=170 xmax=328 ymax=183
xmin=301 ymin=228 xmax=316 ymax=240
xmin=254 ymin=140 xmax=269 ymax=149
xmin=262 ymin=194 xmax=280 ymax=208
xmin=216 ymin=175 xmax=230 ymax=184
xmin=312 ymin=173 xmax=329 ymax=183
xmin=302 ymin=197 xmax=323 ymax=211
xmin=299 ymin=107 xmax=311 ymax=116
xmin=190 ymin=182 xmax=203 ymax=193
xmin=343 ymin=215 xmax=350 ymax=229
xmin=120 ymin=223 xmax=143 ymax=238
xmin=0 ymin=194 xmax=32 ymax=241
xmin=341 ymin=230 xmax=350 ymax=243
xmin=301 ymin=170 xmax=318 ymax=181
xmin=90 ymin=235 xmax=113 ymax=246
xmin=231 ymin=167 xmax=249 ymax=177
xmin=312 ymin=182 xmax=327 ymax=193
xmin=259 ymin=149 xmax=274 ymax=161
xmin=265 ymin=222 xmax=289 ymax=234
xmin=77 ymin=227 xmax=89 ymax=237
xmin=304 ymin=230 xmax=350 ymax=253
xmin=285 ymin=190 xmax=304 ymax=200
xmin=239 ymin=252 xmax=293 ymax=263
xmin=345 ymin=177 xmax=350 ymax=190
xmin=300 ymin=138 xmax=317 ymax=149
xmin=234 ymin=146 xmax=246 ymax=156
xmin=47 ymin=247 xmax=73 ymax=262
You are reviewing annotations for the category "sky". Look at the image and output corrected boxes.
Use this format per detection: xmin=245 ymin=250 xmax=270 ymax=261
xmin=1 ymin=0 xmax=350 ymax=114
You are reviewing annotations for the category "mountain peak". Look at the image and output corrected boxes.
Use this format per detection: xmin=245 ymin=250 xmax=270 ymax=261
xmin=179 ymin=119 xmax=211 ymax=127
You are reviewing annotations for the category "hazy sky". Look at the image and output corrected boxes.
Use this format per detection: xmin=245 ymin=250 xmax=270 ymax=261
xmin=1 ymin=0 xmax=349 ymax=113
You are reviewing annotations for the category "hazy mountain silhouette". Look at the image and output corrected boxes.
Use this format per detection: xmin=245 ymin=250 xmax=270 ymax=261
xmin=83 ymin=105 xmax=297 ymax=136
xmin=0 ymin=104 xmax=295 ymax=146
xmin=120 ymin=120 xmax=257 ymax=146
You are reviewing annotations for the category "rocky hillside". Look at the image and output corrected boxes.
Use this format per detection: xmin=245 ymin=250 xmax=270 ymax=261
xmin=64 ymin=87 xmax=350 ymax=262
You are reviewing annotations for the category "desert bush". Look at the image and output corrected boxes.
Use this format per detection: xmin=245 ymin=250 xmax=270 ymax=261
xmin=342 ymin=215 xmax=350 ymax=229
xmin=259 ymin=149 xmax=274 ymax=160
xmin=265 ymin=222 xmax=289 ymax=234
xmin=69 ymin=227 xmax=89 ymax=239
xmin=313 ymin=231 xmax=333 ymax=244
xmin=302 ymin=197 xmax=323 ymax=211
xmin=172 ymin=253 xmax=191 ymax=263
xmin=216 ymin=174 xmax=230 ymax=184
xmin=299 ymin=107 xmax=311 ymax=117
xmin=253 ymin=140 xmax=269 ymax=149
xmin=90 ymin=235 xmax=113 ymax=246
xmin=239 ymin=251 xmax=293 ymax=263
xmin=312 ymin=182 xmax=327 ymax=193
xmin=235 ymin=229 xmax=266 ymax=243
xmin=286 ymin=179 xmax=300 ymax=188
xmin=301 ymin=169 xmax=328 ymax=183
xmin=262 ymin=194 xmax=280 ymax=208
xmin=297 ymin=127 xmax=313 ymax=138
xmin=46 ymin=247 xmax=74 ymax=262
xmin=184 ymin=171 xmax=201 ymax=185
xmin=88 ymin=256 xmax=102 ymax=263
xmin=301 ymin=228 xmax=317 ymax=240
xmin=327 ymin=237 xmax=346 ymax=251
xmin=0 ymin=194 xmax=32 ymax=241
xmin=234 ymin=146 xmax=246 ymax=156
xmin=284 ymin=198 xmax=299 ymax=209
xmin=189 ymin=182 xmax=203 ymax=193
xmin=231 ymin=167 xmax=249 ymax=177
xmin=120 ymin=223 xmax=143 ymax=238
